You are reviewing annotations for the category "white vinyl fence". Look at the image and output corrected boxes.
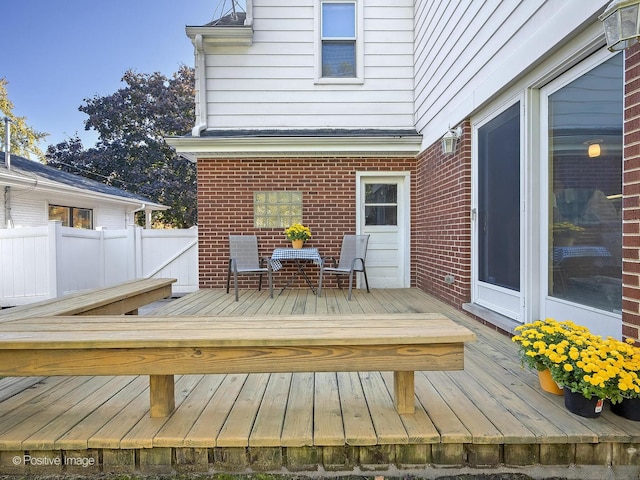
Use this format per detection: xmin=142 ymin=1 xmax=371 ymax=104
xmin=0 ymin=221 xmax=198 ymax=307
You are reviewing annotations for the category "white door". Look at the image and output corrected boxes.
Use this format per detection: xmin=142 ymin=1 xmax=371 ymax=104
xmin=357 ymin=173 xmax=410 ymax=288
xmin=472 ymin=102 xmax=524 ymax=321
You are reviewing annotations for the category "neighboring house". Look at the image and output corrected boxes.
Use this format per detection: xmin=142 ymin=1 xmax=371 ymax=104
xmin=167 ymin=1 xmax=634 ymax=340
xmin=0 ymin=152 xmax=167 ymax=229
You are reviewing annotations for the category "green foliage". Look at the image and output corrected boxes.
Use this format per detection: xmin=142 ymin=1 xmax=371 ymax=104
xmin=45 ymin=66 xmax=197 ymax=228
xmin=0 ymin=77 xmax=48 ymax=160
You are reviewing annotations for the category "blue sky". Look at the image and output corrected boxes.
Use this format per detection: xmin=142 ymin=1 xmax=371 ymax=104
xmin=2 ymin=1 xmax=230 ymax=150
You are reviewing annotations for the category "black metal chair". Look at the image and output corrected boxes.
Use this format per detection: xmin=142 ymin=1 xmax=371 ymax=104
xmin=317 ymin=234 xmax=370 ymax=300
xmin=226 ymin=235 xmax=273 ymax=301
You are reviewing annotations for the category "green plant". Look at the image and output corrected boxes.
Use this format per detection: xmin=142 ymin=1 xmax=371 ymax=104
xmin=553 ymin=221 xmax=585 ymax=233
xmin=284 ymin=223 xmax=311 ymax=241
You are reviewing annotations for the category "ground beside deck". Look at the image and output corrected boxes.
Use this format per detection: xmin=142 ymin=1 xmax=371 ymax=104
xmin=1 ymin=288 xmax=639 ymax=479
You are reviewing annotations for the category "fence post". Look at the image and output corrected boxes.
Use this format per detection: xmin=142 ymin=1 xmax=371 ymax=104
xmin=47 ymin=221 xmax=62 ymax=298
xmin=96 ymin=226 xmax=107 ymax=287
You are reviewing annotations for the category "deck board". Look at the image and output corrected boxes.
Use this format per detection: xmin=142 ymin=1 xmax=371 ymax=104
xmin=2 ymin=287 xmax=640 ymax=474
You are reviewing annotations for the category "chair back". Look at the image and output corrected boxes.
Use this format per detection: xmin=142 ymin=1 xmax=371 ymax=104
xmin=229 ymin=235 xmax=261 ymax=270
xmin=337 ymin=234 xmax=369 ymax=270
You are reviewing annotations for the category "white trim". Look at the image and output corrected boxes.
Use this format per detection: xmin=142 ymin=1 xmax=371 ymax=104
xmin=166 ymin=134 xmax=422 ymax=160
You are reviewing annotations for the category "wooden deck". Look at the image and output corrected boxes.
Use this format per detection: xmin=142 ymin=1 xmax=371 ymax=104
xmin=1 ymin=288 xmax=640 ymax=477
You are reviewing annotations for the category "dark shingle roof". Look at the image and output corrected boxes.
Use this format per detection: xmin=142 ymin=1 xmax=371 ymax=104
xmin=0 ymin=152 xmax=162 ymax=206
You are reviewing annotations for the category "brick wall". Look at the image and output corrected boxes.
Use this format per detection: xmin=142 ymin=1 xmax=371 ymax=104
xmin=623 ymin=44 xmax=640 ymax=341
xmin=414 ymin=122 xmax=472 ymax=308
xmin=197 ymin=156 xmax=416 ymax=289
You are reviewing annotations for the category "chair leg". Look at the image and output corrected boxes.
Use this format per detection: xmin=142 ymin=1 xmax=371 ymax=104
xmin=226 ymin=261 xmax=232 ymax=294
xmin=362 ymin=266 xmax=370 ymax=293
xmin=233 ymin=269 xmax=239 ymax=301
xmin=267 ymin=269 xmax=273 ymax=298
xmin=258 ymin=274 xmax=263 ymax=292
xmin=317 ymin=268 xmax=324 ymax=298
xmin=347 ymin=272 xmax=354 ymax=301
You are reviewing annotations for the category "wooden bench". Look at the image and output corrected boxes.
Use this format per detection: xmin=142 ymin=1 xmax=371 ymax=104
xmin=0 ymin=278 xmax=176 ymax=322
xmin=0 ymin=313 xmax=476 ymax=417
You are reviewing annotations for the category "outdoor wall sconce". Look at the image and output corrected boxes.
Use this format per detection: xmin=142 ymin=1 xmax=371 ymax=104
xmin=600 ymin=0 xmax=640 ymax=51
xmin=441 ymin=126 xmax=462 ymax=155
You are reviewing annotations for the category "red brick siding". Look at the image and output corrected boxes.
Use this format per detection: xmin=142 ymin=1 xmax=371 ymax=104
xmin=624 ymin=44 xmax=640 ymax=341
xmin=414 ymin=122 xmax=472 ymax=308
xmin=197 ymin=156 xmax=416 ymax=289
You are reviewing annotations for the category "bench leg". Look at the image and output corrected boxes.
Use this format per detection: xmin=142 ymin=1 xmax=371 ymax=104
xmin=393 ymin=371 xmax=415 ymax=415
xmin=149 ymin=375 xmax=175 ymax=417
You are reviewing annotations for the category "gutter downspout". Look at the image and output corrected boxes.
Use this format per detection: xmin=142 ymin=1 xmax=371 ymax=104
xmin=192 ymin=34 xmax=207 ymax=137
xmin=4 ymin=117 xmax=11 ymax=170
xmin=128 ymin=203 xmax=150 ymax=229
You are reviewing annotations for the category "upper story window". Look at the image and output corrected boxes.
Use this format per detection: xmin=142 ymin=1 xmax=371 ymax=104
xmin=49 ymin=205 xmax=94 ymax=229
xmin=316 ymin=1 xmax=363 ymax=84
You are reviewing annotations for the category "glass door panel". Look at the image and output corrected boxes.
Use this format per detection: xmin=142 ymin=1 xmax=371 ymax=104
xmin=547 ymin=54 xmax=622 ymax=314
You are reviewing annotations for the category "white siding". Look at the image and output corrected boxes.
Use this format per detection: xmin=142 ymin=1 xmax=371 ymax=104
xmin=200 ymin=0 xmax=415 ymax=130
xmin=413 ymin=0 xmax=608 ymax=148
xmin=0 ymin=187 xmax=135 ymax=230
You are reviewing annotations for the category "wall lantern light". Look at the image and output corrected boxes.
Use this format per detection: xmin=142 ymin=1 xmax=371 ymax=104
xmin=600 ymin=0 xmax=640 ymax=51
xmin=442 ymin=126 xmax=462 ymax=155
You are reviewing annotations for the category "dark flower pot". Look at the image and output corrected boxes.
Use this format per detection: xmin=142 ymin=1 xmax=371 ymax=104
xmin=563 ymin=389 xmax=604 ymax=418
xmin=610 ymin=398 xmax=640 ymax=421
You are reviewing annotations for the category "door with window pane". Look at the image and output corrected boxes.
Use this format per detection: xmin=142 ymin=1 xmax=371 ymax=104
xmin=473 ymin=102 xmax=522 ymax=320
xmin=358 ymin=174 xmax=409 ymax=288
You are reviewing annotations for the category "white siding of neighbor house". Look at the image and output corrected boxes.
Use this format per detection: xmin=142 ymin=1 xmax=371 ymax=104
xmin=413 ymin=0 xmax=608 ymax=149
xmin=0 ymin=187 xmax=136 ymax=230
xmin=199 ymin=0 xmax=415 ymax=131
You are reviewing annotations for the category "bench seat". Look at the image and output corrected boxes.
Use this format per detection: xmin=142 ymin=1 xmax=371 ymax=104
xmin=0 ymin=278 xmax=176 ymax=322
xmin=0 ymin=313 xmax=476 ymax=417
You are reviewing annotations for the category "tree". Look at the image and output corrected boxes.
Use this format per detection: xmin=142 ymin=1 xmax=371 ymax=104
xmin=0 ymin=78 xmax=48 ymax=160
xmin=45 ymin=66 xmax=197 ymax=228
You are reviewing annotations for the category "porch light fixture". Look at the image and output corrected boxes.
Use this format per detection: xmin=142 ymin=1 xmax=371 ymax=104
xmin=441 ymin=126 xmax=462 ymax=155
xmin=599 ymin=0 xmax=640 ymax=51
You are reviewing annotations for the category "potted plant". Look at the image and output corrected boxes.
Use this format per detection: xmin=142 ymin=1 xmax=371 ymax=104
xmin=284 ymin=223 xmax=312 ymax=249
xmin=545 ymin=329 xmax=640 ymax=418
xmin=512 ymin=319 xmax=586 ymax=395
xmin=552 ymin=221 xmax=584 ymax=246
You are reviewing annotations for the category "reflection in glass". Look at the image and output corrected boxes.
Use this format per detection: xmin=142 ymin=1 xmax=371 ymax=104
xmin=478 ymin=103 xmax=521 ymax=291
xmin=548 ymin=55 xmax=623 ymax=313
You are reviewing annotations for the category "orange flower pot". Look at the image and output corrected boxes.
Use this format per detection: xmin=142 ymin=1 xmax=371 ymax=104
xmin=291 ymin=239 xmax=304 ymax=249
xmin=538 ymin=369 xmax=563 ymax=395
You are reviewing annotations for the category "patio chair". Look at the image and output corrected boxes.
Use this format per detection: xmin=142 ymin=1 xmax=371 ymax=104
xmin=318 ymin=234 xmax=370 ymax=300
xmin=226 ymin=235 xmax=273 ymax=301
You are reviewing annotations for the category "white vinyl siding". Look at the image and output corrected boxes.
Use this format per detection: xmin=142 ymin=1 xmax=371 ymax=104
xmin=413 ymin=0 xmax=608 ymax=149
xmin=198 ymin=0 xmax=415 ymax=131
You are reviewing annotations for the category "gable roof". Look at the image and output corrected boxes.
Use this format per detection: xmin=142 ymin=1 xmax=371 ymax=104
xmin=0 ymin=152 xmax=167 ymax=210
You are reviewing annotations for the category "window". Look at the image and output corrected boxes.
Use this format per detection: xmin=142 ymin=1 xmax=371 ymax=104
xmin=321 ymin=2 xmax=356 ymax=78
xmin=48 ymin=205 xmax=94 ymax=229
xmin=254 ymin=191 xmax=303 ymax=228
xmin=364 ymin=184 xmax=397 ymax=226
xmin=316 ymin=1 xmax=362 ymax=83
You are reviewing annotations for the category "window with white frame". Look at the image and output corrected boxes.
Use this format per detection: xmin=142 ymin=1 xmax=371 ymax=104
xmin=317 ymin=1 xmax=362 ymax=82
xmin=48 ymin=204 xmax=94 ymax=229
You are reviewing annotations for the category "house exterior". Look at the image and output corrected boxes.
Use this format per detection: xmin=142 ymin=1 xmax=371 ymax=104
xmin=167 ymin=0 xmax=637 ymax=341
xmin=0 ymin=152 xmax=166 ymax=229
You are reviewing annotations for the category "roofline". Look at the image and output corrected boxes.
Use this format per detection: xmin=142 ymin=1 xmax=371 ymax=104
xmin=0 ymin=169 xmax=168 ymax=211
xmin=165 ymin=133 xmax=423 ymax=161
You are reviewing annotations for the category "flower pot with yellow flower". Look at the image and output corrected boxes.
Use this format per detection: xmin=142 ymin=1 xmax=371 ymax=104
xmin=284 ymin=223 xmax=312 ymax=249
xmin=512 ymin=319 xmax=584 ymax=395
xmin=545 ymin=330 xmax=640 ymax=418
